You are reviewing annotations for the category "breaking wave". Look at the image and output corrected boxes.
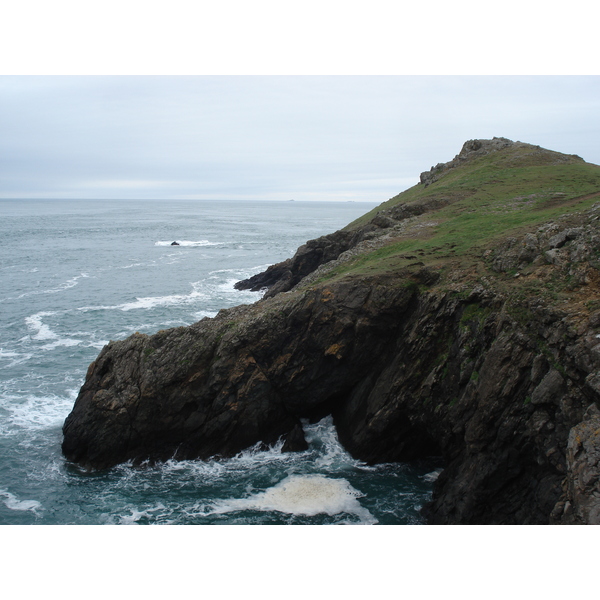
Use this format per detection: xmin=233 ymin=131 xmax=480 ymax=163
xmin=154 ymin=240 xmax=218 ymax=247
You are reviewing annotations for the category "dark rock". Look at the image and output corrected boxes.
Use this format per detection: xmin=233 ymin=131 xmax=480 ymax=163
xmin=281 ymin=422 xmax=309 ymax=452
xmin=234 ymin=230 xmax=359 ymax=295
xmin=171 ymin=241 xmax=179 ymax=245
xmin=531 ymin=370 xmax=567 ymax=406
xmin=63 ymin=276 xmax=418 ymax=471
xmin=558 ymin=404 xmax=600 ymax=523
xmin=548 ymin=231 xmax=569 ymax=249
xmin=420 ymin=138 xmax=515 ymax=187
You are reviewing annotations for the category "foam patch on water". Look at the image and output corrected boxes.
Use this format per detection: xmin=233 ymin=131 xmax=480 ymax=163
xmin=110 ymin=503 xmax=172 ymax=525
xmin=192 ymin=310 xmax=218 ymax=320
xmin=207 ymin=474 xmax=377 ymax=523
xmin=25 ymin=312 xmax=59 ymax=340
xmin=77 ymin=290 xmax=208 ymax=312
xmin=0 ymin=490 xmax=42 ymax=514
xmin=76 ymin=277 xmax=262 ymax=315
xmin=302 ymin=416 xmax=367 ymax=472
xmin=155 ymin=240 xmax=217 ymax=247
xmin=0 ymin=389 xmax=77 ymax=431
xmin=3 ymin=273 xmax=90 ymax=303
xmin=25 ymin=312 xmax=82 ymax=349
xmin=421 ymin=468 xmax=443 ymax=482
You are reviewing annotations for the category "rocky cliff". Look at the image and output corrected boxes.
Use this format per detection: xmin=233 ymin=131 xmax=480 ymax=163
xmin=62 ymin=138 xmax=600 ymax=524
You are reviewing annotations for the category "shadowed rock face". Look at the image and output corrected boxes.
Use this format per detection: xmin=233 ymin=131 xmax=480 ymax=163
xmin=62 ymin=262 xmax=600 ymax=523
xmin=62 ymin=276 xmax=419 ymax=470
xmin=62 ymin=139 xmax=600 ymax=523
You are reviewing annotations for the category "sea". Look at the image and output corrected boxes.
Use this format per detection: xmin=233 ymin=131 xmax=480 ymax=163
xmin=0 ymin=198 xmax=441 ymax=525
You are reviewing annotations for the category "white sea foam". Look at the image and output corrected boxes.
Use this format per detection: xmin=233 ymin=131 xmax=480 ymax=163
xmin=25 ymin=312 xmax=82 ymax=349
xmin=25 ymin=312 xmax=58 ymax=340
xmin=0 ymin=350 xmax=33 ymax=367
xmin=302 ymin=416 xmax=366 ymax=472
xmin=5 ymin=272 xmax=91 ymax=302
xmin=88 ymin=340 xmax=110 ymax=349
xmin=119 ymin=293 xmax=205 ymax=311
xmin=40 ymin=338 xmax=82 ymax=350
xmin=155 ymin=240 xmax=217 ymax=247
xmin=192 ymin=310 xmax=218 ymax=320
xmin=77 ymin=292 xmax=203 ymax=312
xmin=207 ymin=474 xmax=377 ymax=523
xmin=76 ymin=277 xmax=260 ymax=314
xmin=112 ymin=503 xmax=171 ymax=525
xmin=0 ymin=490 xmax=42 ymax=514
xmin=422 ymin=468 xmax=443 ymax=482
xmin=209 ymin=264 xmax=272 ymax=276
xmin=1 ymin=389 xmax=76 ymax=430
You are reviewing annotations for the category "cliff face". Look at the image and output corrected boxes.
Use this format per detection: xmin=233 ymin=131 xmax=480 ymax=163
xmin=62 ymin=138 xmax=600 ymax=524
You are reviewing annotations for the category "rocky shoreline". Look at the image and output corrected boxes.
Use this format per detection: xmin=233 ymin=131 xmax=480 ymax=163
xmin=62 ymin=139 xmax=600 ymax=524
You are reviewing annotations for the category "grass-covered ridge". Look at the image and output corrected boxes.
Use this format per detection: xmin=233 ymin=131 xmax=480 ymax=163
xmin=314 ymin=140 xmax=600 ymax=284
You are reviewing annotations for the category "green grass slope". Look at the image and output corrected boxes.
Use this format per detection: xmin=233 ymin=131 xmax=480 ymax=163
xmin=322 ymin=141 xmax=600 ymax=283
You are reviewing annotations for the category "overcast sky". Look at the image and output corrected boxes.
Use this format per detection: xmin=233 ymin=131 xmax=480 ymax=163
xmin=1 ymin=75 xmax=598 ymax=202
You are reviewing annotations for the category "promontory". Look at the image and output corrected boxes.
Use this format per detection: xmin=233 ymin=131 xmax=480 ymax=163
xmin=62 ymin=138 xmax=600 ymax=524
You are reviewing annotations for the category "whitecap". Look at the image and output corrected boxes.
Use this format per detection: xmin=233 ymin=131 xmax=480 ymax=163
xmin=302 ymin=416 xmax=366 ymax=472
xmin=88 ymin=340 xmax=110 ymax=349
xmin=40 ymin=338 xmax=82 ymax=351
xmin=76 ymin=277 xmax=261 ymax=315
xmin=118 ymin=291 xmax=208 ymax=311
xmin=209 ymin=264 xmax=272 ymax=277
xmin=0 ymin=490 xmax=42 ymax=514
xmin=0 ymin=390 xmax=76 ymax=431
xmin=112 ymin=503 xmax=171 ymax=525
xmin=205 ymin=474 xmax=377 ymax=524
xmin=77 ymin=288 xmax=210 ymax=313
xmin=155 ymin=240 xmax=217 ymax=247
xmin=25 ymin=312 xmax=58 ymax=340
xmin=24 ymin=311 xmax=82 ymax=350
xmin=421 ymin=468 xmax=443 ymax=483
xmin=11 ymin=272 xmax=90 ymax=301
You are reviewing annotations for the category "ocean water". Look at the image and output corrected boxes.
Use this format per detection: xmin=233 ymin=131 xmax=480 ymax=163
xmin=0 ymin=198 xmax=440 ymax=525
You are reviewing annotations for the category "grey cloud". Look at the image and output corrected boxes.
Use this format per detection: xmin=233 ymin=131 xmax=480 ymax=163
xmin=0 ymin=76 xmax=598 ymax=200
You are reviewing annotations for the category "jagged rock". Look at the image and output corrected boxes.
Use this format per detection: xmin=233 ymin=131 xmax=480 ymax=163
xmin=548 ymin=231 xmax=569 ymax=249
xmin=63 ymin=276 xmax=419 ymax=470
xmin=281 ymin=422 xmax=309 ymax=452
xmin=531 ymin=370 xmax=566 ymax=406
xmin=420 ymin=137 xmax=515 ymax=187
xmin=558 ymin=405 xmax=600 ymax=524
xmin=234 ymin=230 xmax=359 ymax=295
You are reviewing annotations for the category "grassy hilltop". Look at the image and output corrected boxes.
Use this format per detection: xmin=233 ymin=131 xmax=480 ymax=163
xmin=301 ymin=139 xmax=600 ymax=294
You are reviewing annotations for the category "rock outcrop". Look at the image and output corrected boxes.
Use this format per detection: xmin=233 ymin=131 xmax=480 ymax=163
xmin=62 ymin=139 xmax=600 ymax=524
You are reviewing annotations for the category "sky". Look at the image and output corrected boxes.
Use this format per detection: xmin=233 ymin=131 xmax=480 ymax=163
xmin=1 ymin=75 xmax=599 ymax=202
